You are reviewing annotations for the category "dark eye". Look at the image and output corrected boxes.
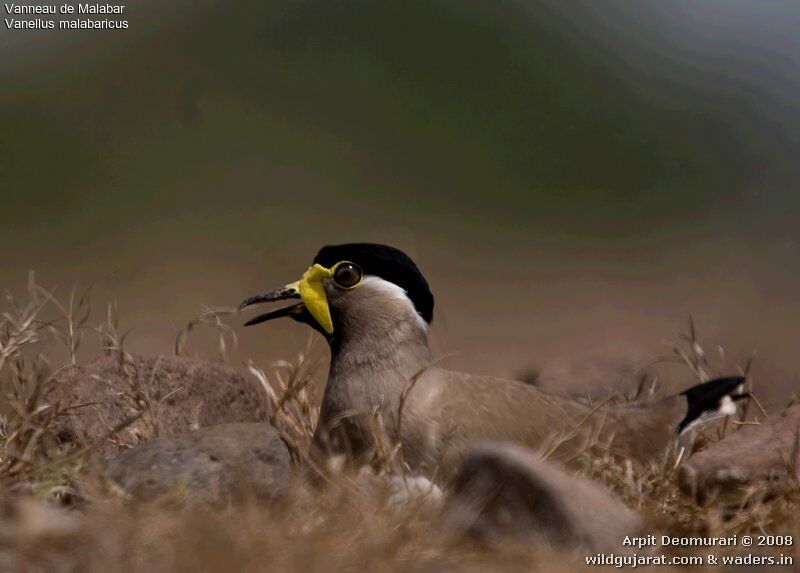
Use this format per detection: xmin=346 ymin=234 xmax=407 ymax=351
xmin=333 ymin=262 xmax=362 ymax=289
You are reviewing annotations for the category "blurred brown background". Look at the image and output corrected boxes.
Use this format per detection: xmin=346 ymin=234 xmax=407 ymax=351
xmin=1 ymin=0 xmax=798 ymax=406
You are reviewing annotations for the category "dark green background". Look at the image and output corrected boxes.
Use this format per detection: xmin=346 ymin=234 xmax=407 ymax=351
xmin=1 ymin=1 xmax=798 ymax=401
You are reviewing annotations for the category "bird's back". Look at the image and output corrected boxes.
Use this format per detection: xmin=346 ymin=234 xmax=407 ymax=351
xmin=402 ymin=368 xmax=686 ymax=481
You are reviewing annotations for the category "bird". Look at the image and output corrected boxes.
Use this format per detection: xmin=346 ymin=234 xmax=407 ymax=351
xmin=239 ymin=243 xmax=748 ymax=481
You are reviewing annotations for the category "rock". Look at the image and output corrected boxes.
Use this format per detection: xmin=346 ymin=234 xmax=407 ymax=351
xmin=354 ymin=469 xmax=444 ymax=506
xmin=535 ymin=352 xmax=649 ymax=400
xmin=679 ymin=403 xmax=800 ymax=501
xmin=105 ymin=423 xmax=291 ymax=504
xmin=440 ymin=442 xmax=643 ymax=552
xmin=386 ymin=475 xmax=443 ymax=506
xmin=48 ymin=355 xmax=268 ymax=454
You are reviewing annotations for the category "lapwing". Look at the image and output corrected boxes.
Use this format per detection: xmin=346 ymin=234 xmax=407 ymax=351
xmin=240 ymin=243 xmax=748 ymax=479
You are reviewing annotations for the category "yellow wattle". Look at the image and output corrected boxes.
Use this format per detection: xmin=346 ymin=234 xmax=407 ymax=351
xmin=298 ymin=264 xmax=334 ymax=334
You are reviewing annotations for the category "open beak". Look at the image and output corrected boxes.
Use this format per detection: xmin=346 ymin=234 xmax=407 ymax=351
xmin=239 ymin=264 xmax=335 ymax=334
xmin=239 ymin=287 xmax=303 ymax=327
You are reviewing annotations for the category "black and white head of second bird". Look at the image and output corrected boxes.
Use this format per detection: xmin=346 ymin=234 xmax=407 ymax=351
xmin=240 ymin=243 xmax=748 ymax=479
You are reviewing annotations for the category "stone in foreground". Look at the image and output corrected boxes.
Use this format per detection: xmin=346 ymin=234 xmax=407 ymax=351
xmin=440 ymin=442 xmax=642 ymax=552
xmin=49 ymin=355 xmax=268 ymax=454
xmin=105 ymin=423 xmax=291 ymax=504
xmin=679 ymin=403 xmax=800 ymax=501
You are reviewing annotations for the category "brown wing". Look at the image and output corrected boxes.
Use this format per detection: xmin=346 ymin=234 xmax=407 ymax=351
xmin=403 ymin=368 xmax=686 ymax=481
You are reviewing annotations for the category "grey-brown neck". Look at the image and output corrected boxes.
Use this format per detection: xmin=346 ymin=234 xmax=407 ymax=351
xmin=315 ymin=277 xmax=432 ymax=452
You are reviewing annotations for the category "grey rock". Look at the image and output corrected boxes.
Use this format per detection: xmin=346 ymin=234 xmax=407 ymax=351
xmin=440 ymin=442 xmax=643 ymax=552
xmin=534 ymin=352 xmax=648 ymax=400
xmin=354 ymin=469 xmax=444 ymax=506
xmin=105 ymin=423 xmax=291 ymax=504
xmin=679 ymin=403 xmax=800 ymax=501
xmin=48 ymin=355 xmax=268 ymax=454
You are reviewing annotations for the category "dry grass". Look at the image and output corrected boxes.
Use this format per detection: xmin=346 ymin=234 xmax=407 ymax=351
xmin=0 ymin=283 xmax=797 ymax=571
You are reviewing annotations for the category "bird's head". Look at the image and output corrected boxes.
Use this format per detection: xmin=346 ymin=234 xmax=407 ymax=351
xmin=239 ymin=243 xmax=434 ymax=342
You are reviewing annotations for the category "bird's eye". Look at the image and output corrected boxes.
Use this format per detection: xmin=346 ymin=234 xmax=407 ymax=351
xmin=333 ymin=262 xmax=363 ymax=289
